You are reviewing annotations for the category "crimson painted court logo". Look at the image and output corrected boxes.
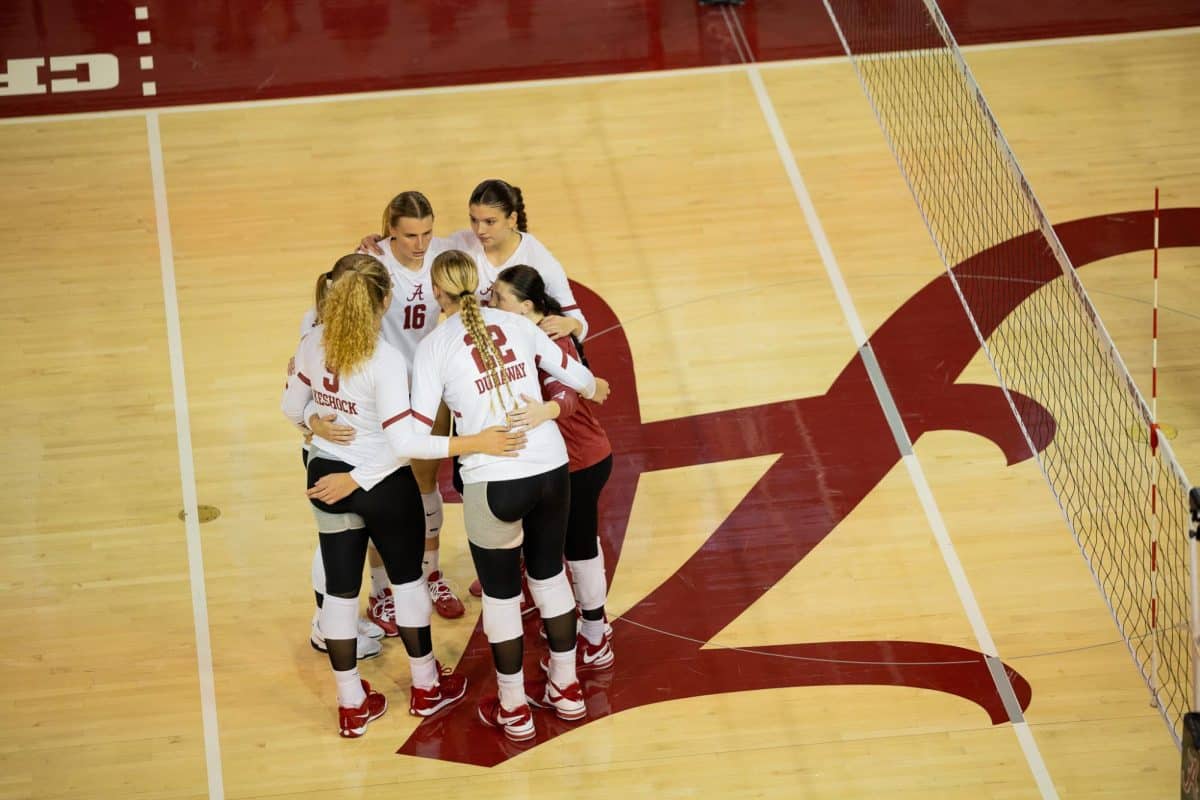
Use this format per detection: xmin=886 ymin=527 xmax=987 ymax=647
xmin=406 ymin=208 xmax=1198 ymax=766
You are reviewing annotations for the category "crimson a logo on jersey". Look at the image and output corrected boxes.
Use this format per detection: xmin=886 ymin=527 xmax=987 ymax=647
xmin=405 ymin=284 xmax=425 ymax=302
xmin=404 ymin=209 xmax=1198 ymax=766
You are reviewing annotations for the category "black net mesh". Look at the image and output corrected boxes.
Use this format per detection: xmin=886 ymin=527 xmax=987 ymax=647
xmin=821 ymin=0 xmax=1194 ymax=744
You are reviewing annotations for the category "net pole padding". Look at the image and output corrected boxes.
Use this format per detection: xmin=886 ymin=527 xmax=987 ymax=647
xmin=1153 ymin=187 xmax=1160 ymax=427
xmin=1151 ymin=188 xmax=1161 ymax=707
xmin=1191 ymin=488 xmax=1200 ymax=711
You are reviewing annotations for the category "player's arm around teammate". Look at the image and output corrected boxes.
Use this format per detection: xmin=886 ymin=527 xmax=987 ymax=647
xmin=460 ymin=178 xmax=587 ymax=341
xmin=299 ymin=262 xmax=388 ymax=661
xmin=360 ymin=178 xmax=587 ymax=342
xmin=282 ymin=254 xmax=523 ymax=738
xmin=408 ymin=249 xmax=606 ymax=743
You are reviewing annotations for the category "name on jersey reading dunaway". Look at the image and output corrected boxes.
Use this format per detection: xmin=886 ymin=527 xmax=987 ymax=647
xmin=475 ymin=362 xmax=527 ymax=394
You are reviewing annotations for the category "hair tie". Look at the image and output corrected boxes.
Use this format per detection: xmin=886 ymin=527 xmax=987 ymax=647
xmin=458 ymin=290 xmax=472 ymax=298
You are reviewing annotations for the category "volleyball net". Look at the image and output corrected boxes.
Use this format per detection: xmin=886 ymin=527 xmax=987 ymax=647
xmin=820 ymin=0 xmax=1197 ymax=744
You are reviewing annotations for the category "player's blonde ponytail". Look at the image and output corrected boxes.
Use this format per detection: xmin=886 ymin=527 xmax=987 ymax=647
xmin=321 ymin=254 xmax=391 ymax=375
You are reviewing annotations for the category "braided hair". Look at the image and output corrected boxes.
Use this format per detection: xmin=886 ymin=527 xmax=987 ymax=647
xmin=432 ymin=250 xmax=518 ymax=413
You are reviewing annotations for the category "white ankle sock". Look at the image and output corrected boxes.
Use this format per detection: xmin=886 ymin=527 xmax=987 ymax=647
xmin=548 ymin=648 xmax=577 ymax=688
xmin=580 ymin=617 xmax=606 ymax=646
xmin=370 ymin=565 xmax=390 ymax=597
xmin=334 ymin=667 xmax=366 ymax=707
xmin=409 ymin=652 xmax=438 ymax=690
xmin=421 ymin=490 xmax=444 ymax=538
xmin=497 ymin=669 xmax=525 ymax=711
xmin=422 ymin=548 xmax=440 ymax=581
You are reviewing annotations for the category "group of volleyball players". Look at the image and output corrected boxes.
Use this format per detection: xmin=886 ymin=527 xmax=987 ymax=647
xmin=281 ymin=180 xmax=616 ymax=742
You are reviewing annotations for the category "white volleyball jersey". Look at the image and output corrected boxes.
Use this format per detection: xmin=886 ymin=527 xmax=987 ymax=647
xmin=299 ymin=308 xmax=318 ymax=337
xmin=282 ymin=325 xmax=450 ymax=490
xmin=410 ymin=307 xmax=597 ymax=484
xmin=446 ymin=229 xmax=588 ymax=339
xmin=371 ymin=236 xmax=456 ymax=365
xmin=293 ymin=310 xmax=319 ymax=454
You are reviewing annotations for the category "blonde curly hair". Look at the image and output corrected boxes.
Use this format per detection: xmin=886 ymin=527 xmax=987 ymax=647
xmin=320 ymin=253 xmax=391 ymax=375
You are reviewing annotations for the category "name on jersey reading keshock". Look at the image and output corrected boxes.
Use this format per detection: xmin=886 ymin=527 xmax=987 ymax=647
xmin=475 ymin=362 xmax=527 ymax=394
xmin=313 ymin=389 xmax=358 ymax=415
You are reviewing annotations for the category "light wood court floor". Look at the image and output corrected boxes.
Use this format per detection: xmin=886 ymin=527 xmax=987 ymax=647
xmin=2 ymin=29 xmax=1198 ymax=800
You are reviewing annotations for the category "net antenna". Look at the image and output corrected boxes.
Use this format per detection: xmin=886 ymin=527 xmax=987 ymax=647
xmin=820 ymin=0 xmax=1198 ymax=745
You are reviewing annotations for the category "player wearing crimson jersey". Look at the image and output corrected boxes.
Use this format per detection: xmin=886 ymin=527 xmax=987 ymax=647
xmin=492 ymin=265 xmax=615 ymax=672
xmin=281 ymin=253 xmax=523 ymax=738
xmin=409 ymin=250 xmax=610 ymax=742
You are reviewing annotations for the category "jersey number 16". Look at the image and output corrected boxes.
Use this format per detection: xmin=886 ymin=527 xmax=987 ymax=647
xmin=403 ymin=304 xmax=427 ymax=329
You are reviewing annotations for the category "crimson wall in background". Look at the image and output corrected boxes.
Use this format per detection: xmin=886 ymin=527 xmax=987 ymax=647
xmin=2 ymin=0 xmax=1198 ymax=118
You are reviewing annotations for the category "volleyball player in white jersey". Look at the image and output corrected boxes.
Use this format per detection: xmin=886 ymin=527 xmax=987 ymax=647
xmin=409 ymin=250 xmax=610 ymax=742
xmin=300 ymin=262 xmax=385 ymax=661
xmin=364 ymin=191 xmax=466 ymax=620
xmin=453 ymin=178 xmax=587 ymax=341
xmin=359 ymin=181 xmax=590 ymax=600
xmin=360 ymin=178 xmax=587 ymax=343
xmin=282 ymin=253 xmax=525 ymax=738
xmin=317 ymin=192 xmax=467 ymax=623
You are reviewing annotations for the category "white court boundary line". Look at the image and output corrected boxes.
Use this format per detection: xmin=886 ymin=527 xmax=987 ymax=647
xmin=16 ymin=17 xmax=1188 ymax=799
xmin=146 ymin=111 xmax=225 ymax=800
xmin=744 ymin=56 xmax=1060 ymax=800
xmin=0 ymin=25 xmax=1196 ymax=127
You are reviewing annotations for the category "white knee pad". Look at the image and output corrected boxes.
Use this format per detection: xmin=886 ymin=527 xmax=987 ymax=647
xmin=311 ymin=545 xmax=326 ymax=595
xmin=567 ymin=555 xmax=607 ymax=612
xmin=481 ymin=593 xmax=524 ymax=643
xmin=310 ymin=507 xmax=365 ymax=534
xmin=526 ymin=570 xmax=576 ymax=620
xmin=420 ymin=491 xmax=444 ymax=540
xmin=318 ymin=594 xmax=359 ymax=640
xmin=391 ymin=578 xmax=433 ymax=628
